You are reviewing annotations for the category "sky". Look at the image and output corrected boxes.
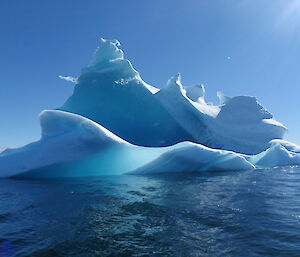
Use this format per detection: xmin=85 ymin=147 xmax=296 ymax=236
xmin=0 ymin=0 xmax=299 ymax=147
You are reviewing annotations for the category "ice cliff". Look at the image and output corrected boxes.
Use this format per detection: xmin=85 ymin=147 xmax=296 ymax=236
xmin=0 ymin=38 xmax=298 ymax=178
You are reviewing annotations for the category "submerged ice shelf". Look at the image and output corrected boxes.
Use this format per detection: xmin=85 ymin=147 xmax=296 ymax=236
xmin=0 ymin=38 xmax=299 ymax=178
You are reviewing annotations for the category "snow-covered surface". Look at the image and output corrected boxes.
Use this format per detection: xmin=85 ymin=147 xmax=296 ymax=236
xmin=0 ymin=38 xmax=299 ymax=179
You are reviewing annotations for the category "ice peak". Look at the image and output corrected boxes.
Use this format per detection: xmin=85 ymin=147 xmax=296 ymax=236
xmin=90 ymin=38 xmax=124 ymax=66
xmin=168 ymin=73 xmax=181 ymax=84
xmin=164 ymin=73 xmax=185 ymax=94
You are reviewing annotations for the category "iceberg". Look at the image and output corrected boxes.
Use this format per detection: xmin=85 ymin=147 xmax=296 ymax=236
xmin=60 ymin=38 xmax=286 ymax=155
xmin=0 ymin=38 xmax=299 ymax=179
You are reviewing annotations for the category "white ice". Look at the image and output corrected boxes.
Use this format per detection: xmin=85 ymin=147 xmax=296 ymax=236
xmin=0 ymin=110 xmax=255 ymax=178
xmin=0 ymin=110 xmax=299 ymax=178
xmin=60 ymin=38 xmax=286 ymax=155
xmin=0 ymin=38 xmax=298 ymax=178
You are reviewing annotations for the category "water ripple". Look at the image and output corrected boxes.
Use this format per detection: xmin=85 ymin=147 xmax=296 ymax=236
xmin=1 ymin=168 xmax=300 ymax=256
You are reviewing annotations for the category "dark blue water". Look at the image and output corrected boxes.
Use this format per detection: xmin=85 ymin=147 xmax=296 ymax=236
xmin=1 ymin=167 xmax=300 ymax=257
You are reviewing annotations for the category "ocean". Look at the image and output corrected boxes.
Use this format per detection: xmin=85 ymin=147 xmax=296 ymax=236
xmin=1 ymin=167 xmax=300 ymax=256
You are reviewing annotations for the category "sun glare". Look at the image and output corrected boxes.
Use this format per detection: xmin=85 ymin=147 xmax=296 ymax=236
xmin=282 ymin=0 xmax=300 ymax=18
xmin=276 ymin=0 xmax=300 ymax=34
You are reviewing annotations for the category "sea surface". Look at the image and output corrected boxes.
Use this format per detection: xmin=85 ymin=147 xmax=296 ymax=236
xmin=1 ymin=167 xmax=300 ymax=257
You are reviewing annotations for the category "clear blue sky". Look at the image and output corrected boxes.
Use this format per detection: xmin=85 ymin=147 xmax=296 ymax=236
xmin=0 ymin=0 xmax=299 ymax=147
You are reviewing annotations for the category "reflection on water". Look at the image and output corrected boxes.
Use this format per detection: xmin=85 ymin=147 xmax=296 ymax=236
xmin=1 ymin=167 xmax=300 ymax=256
